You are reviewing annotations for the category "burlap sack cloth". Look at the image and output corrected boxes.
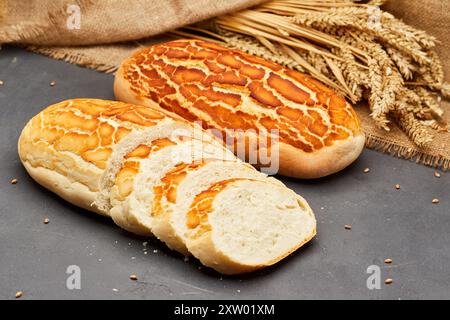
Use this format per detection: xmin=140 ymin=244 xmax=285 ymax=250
xmin=1 ymin=0 xmax=449 ymax=170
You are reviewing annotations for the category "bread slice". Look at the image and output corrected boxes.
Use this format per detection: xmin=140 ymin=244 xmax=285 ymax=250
xmin=96 ymin=118 xmax=195 ymax=213
xmin=151 ymin=160 xmax=269 ymax=255
xmin=185 ymin=179 xmax=316 ymax=275
xmin=109 ymin=138 xmax=236 ymax=236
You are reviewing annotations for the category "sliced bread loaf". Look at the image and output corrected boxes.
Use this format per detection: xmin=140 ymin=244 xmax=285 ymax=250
xmin=19 ymin=99 xmax=317 ymax=274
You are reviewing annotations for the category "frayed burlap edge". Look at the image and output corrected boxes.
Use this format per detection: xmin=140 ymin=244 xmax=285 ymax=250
xmin=365 ymin=134 xmax=449 ymax=170
xmin=23 ymin=45 xmax=119 ymax=73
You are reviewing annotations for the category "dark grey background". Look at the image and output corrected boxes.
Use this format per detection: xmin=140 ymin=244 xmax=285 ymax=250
xmin=0 ymin=46 xmax=449 ymax=300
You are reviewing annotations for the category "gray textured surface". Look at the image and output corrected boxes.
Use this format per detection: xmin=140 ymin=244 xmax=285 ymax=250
xmin=0 ymin=46 xmax=449 ymax=300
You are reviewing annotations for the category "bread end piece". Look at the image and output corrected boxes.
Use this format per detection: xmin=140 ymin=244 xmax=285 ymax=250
xmin=22 ymin=162 xmax=106 ymax=216
xmin=18 ymin=119 xmax=106 ymax=216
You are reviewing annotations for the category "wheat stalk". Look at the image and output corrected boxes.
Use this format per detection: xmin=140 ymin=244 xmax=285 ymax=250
xmin=175 ymin=0 xmax=448 ymax=146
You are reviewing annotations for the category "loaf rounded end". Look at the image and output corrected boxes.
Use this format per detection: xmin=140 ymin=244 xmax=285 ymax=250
xmin=277 ymin=133 xmax=366 ymax=179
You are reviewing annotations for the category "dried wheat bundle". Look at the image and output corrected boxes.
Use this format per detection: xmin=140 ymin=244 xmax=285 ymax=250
xmin=174 ymin=0 xmax=449 ymax=146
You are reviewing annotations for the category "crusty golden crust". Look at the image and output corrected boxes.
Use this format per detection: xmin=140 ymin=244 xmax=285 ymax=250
xmin=18 ymin=99 xmax=186 ymax=217
xmin=19 ymin=99 xmax=171 ymax=179
xmin=115 ymin=39 xmax=365 ymax=178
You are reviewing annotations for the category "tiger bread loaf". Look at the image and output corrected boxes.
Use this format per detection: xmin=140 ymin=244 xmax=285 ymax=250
xmin=115 ymin=39 xmax=365 ymax=179
xmin=18 ymin=99 xmax=316 ymax=274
